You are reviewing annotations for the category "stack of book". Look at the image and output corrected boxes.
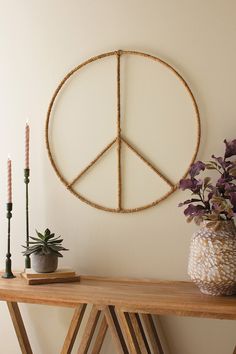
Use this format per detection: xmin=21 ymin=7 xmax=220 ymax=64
xmin=21 ymin=268 xmax=80 ymax=285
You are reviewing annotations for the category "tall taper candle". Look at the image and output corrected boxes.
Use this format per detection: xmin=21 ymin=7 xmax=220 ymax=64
xmin=7 ymin=158 xmax=12 ymax=203
xmin=25 ymin=122 xmax=30 ymax=169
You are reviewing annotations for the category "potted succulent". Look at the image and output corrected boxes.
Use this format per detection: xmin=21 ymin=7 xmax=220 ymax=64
xmin=179 ymin=139 xmax=236 ymax=295
xmin=22 ymin=228 xmax=68 ymax=273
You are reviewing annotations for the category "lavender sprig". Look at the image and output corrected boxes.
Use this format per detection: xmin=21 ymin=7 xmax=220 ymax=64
xmin=178 ymin=139 xmax=236 ymax=226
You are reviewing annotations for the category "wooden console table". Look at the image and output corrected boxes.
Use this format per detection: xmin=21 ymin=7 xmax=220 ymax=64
xmin=0 ymin=275 xmax=236 ymax=354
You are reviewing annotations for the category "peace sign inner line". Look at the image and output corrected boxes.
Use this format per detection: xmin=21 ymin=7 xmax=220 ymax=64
xmin=67 ymin=136 xmax=175 ymax=197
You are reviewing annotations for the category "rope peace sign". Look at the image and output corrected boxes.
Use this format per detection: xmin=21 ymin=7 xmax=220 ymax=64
xmin=46 ymin=50 xmax=200 ymax=213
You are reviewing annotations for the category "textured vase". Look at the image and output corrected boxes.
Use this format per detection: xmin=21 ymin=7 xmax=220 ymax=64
xmin=188 ymin=220 xmax=236 ymax=295
xmin=32 ymin=253 xmax=58 ymax=273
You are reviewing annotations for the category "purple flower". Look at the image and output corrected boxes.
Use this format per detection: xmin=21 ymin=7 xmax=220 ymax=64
xmin=211 ymin=155 xmax=231 ymax=169
xmin=224 ymin=183 xmax=236 ymax=192
xmin=183 ymin=204 xmax=205 ymax=217
xmin=179 ymin=178 xmax=202 ymax=193
xmin=178 ymin=198 xmax=201 ymax=207
xmin=224 ymin=139 xmax=236 ymax=158
xmin=216 ymin=178 xmax=231 ymax=191
xmin=207 ymin=191 xmax=213 ymax=201
xmin=228 ymin=192 xmax=236 ymax=212
xmin=217 ymin=177 xmax=235 ymax=190
xmin=178 ymin=138 xmax=236 ymax=224
xmin=179 ymin=179 xmax=194 ymax=190
xmin=189 ymin=161 xmax=205 ymax=178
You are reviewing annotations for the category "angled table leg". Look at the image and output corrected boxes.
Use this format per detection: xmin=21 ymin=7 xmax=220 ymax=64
xmin=128 ymin=313 xmax=150 ymax=354
xmin=104 ymin=306 xmax=128 ymax=354
xmin=141 ymin=314 xmax=164 ymax=354
xmin=90 ymin=315 xmax=108 ymax=354
xmin=61 ymin=304 xmax=87 ymax=354
xmin=7 ymin=302 xmax=33 ymax=354
xmin=77 ymin=305 xmax=101 ymax=354
xmin=116 ymin=309 xmax=141 ymax=354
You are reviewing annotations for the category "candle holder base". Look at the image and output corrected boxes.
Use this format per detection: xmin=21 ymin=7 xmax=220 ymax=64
xmin=3 ymin=204 xmax=15 ymax=279
xmin=2 ymin=257 xmax=15 ymax=279
xmin=25 ymin=255 xmax=31 ymax=269
xmin=2 ymin=272 xmax=16 ymax=279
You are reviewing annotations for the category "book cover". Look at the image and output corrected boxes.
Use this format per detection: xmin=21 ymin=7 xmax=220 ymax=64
xmin=26 ymin=275 xmax=80 ymax=285
xmin=22 ymin=267 xmax=76 ymax=279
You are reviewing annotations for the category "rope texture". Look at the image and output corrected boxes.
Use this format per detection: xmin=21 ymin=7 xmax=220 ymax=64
xmin=45 ymin=50 xmax=201 ymax=213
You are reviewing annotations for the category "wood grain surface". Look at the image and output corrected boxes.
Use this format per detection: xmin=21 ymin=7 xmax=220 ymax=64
xmin=0 ymin=275 xmax=236 ymax=320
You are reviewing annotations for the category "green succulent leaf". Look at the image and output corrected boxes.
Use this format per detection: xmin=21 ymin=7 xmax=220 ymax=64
xmin=45 ymin=233 xmax=55 ymax=242
xmin=49 ymin=245 xmax=68 ymax=251
xmin=45 ymin=228 xmax=51 ymax=236
xmin=29 ymin=236 xmax=43 ymax=242
xmin=22 ymin=228 xmax=68 ymax=256
xmin=51 ymin=250 xmax=63 ymax=257
xmin=48 ymin=239 xmax=63 ymax=244
xmin=35 ymin=231 xmax=44 ymax=240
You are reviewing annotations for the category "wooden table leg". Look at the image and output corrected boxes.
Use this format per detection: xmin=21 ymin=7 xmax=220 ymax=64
xmin=116 ymin=309 xmax=141 ymax=354
xmin=90 ymin=315 xmax=108 ymax=354
xmin=129 ymin=313 xmax=150 ymax=354
xmin=77 ymin=305 xmax=101 ymax=354
xmin=61 ymin=304 xmax=87 ymax=354
xmin=104 ymin=306 xmax=128 ymax=354
xmin=141 ymin=314 xmax=164 ymax=354
xmin=7 ymin=302 xmax=33 ymax=354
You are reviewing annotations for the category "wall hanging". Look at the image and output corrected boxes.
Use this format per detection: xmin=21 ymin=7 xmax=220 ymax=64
xmin=46 ymin=50 xmax=200 ymax=213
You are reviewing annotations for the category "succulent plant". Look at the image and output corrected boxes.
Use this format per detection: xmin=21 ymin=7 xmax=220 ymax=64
xmin=178 ymin=139 xmax=236 ymax=229
xmin=22 ymin=228 xmax=68 ymax=257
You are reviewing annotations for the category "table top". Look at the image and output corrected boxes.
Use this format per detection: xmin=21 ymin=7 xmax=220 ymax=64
xmin=0 ymin=275 xmax=236 ymax=320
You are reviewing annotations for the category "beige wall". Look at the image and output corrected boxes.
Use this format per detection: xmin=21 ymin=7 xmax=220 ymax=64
xmin=0 ymin=1 xmax=236 ymax=353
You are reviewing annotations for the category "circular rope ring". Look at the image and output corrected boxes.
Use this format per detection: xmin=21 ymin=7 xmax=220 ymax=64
xmin=46 ymin=49 xmax=201 ymax=213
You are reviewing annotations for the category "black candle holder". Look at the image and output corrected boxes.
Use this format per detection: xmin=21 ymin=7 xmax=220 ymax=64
xmin=2 ymin=203 xmax=15 ymax=279
xmin=24 ymin=168 xmax=31 ymax=269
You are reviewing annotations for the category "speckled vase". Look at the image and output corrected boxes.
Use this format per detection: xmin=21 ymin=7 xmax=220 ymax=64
xmin=188 ymin=220 xmax=236 ymax=296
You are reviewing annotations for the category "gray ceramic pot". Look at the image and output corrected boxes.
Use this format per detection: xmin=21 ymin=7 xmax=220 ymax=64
xmin=32 ymin=253 xmax=58 ymax=273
